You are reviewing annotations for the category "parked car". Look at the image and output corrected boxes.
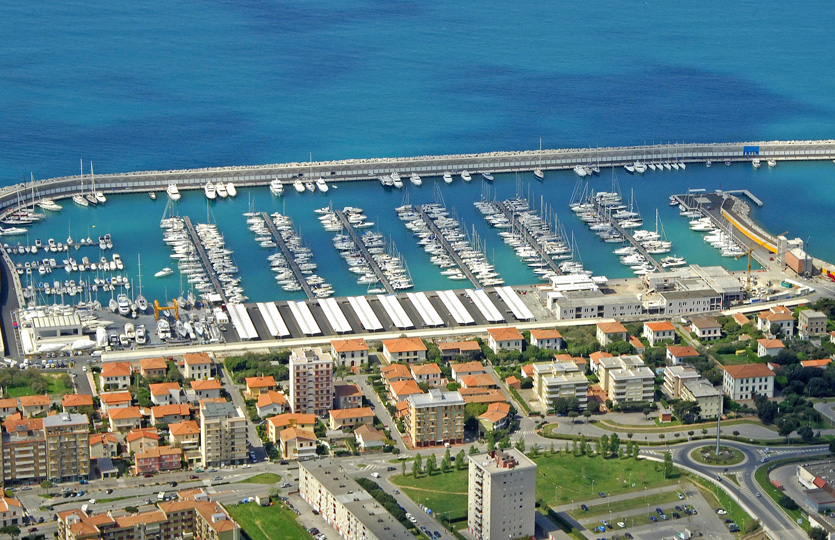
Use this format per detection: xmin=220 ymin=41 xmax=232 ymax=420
xmin=189 ymin=475 xmax=199 ymax=479
xmin=650 ymin=516 xmax=657 ymax=522
xmin=105 ymin=489 xmax=113 ymax=494
xmin=581 ymin=504 xmax=588 ymax=511
xmin=598 ymin=491 xmax=606 ymax=498
xmin=213 ymin=476 xmax=222 ymax=480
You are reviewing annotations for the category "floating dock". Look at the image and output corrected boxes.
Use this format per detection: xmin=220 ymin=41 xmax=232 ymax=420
xmin=259 ymin=212 xmax=315 ymax=301
xmin=333 ymin=209 xmax=395 ymax=295
xmin=593 ymin=201 xmax=662 ymax=271
xmin=413 ymin=206 xmax=482 ymax=288
xmin=181 ymin=217 xmax=228 ymax=304
xmin=494 ymin=200 xmax=564 ymax=276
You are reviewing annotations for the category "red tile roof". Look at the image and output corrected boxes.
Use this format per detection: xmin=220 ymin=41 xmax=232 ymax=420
xmin=723 ymin=363 xmax=774 ymax=379
xmin=530 ymin=329 xmax=563 ymax=340
xmin=597 ymin=321 xmax=627 ymax=334
xmin=667 ymin=345 xmax=699 ymax=357
xmin=331 ymin=338 xmax=369 ymax=352
xmin=645 ymin=321 xmax=675 ymax=332
xmin=487 ymin=327 xmax=524 ymax=341
xmin=382 ymin=337 xmax=427 ymax=353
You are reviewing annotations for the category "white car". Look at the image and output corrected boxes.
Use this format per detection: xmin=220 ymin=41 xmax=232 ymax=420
xmin=717 ymin=509 xmax=727 ymax=515
xmin=88 ymin=499 xmax=96 ymax=504
xmin=371 ymin=472 xmax=381 ymax=478
xmin=617 ymin=522 xmax=625 ymax=528
xmin=409 ymin=516 xmax=417 ymax=523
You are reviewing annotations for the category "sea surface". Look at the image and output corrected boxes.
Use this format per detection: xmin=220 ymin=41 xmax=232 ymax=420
xmin=2 ymin=1 xmax=834 ymax=305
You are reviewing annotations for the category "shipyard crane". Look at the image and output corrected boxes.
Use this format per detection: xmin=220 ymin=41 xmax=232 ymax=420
xmin=735 ymin=231 xmax=788 ymax=292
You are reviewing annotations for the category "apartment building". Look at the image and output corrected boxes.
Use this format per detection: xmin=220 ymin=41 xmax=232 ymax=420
xmin=2 ymin=416 xmax=47 ymax=484
xmin=411 ymin=363 xmax=443 ymax=386
xmin=126 ymin=428 xmax=159 ymax=455
xmin=43 ymin=413 xmax=91 ymax=483
xmin=680 ymin=379 xmax=722 ymax=419
xmin=266 ymin=413 xmax=316 ymax=444
xmin=468 ymin=449 xmax=537 ymax=540
xmin=134 ymin=446 xmax=183 ymax=475
xmin=722 ymin=364 xmax=775 ymax=401
xmin=256 ymin=390 xmax=289 ymax=418
xmin=62 ymin=394 xmax=93 ymax=413
xmin=190 ymin=379 xmax=222 ymax=401
xmin=89 ymin=433 xmax=118 ymax=459
xmin=0 ymin=496 xmax=22 ymax=528
xmin=151 ymin=404 xmax=191 ymax=425
xmin=662 ymin=365 xmax=702 ymax=398
xmin=438 ymin=341 xmax=482 ymax=361
xmin=690 ymin=317 xmax=721 ymax=341
xmin=244 ymin=376 xmax=277 ymax=399
xmin=405 ymin=389 xmax=465 ymax=447
xmin=799 ymin=309 xmax=828 ymax=337
xmin=99 ymin=391 xmax=132 ymax=414
xmin=757 ymin=338 xmax=785 ymax=357
xmin=289 ymin=347 xmax=334 ymax=416
xmin=382 ymin=338 xmax=427 ymax=364
xmin=450 ymin=362 xmax=487 ymax=384
xmin=108 ymin=407 xmax=142 ymax=432
xmin=666 ymin=345 xmax=700 ymax=365
xmin=279 ymin=428 xmax=317 ymax=461
xmin=169 ymin=420 xmax=201 ymax=465
xmin=299 ymin=460 xmax=413 ymax=540
xmin=532 ymin=360 xmax=588 ymax=412
xmin=19 ymin=395 xmax=50 ymax=417
xmin=486 ymin=327 xmax=524 ymax=353
xmin=330 ymin=338 xmax=369 ymax=368
xmin=328 ymin=407 xmax=374 ymax=431
xmin=199 ymin=401 xmax=247 ymax=467
xmin=598 ymin=355 xmax=654 ymax=405
xmin=183 ymin=352 xmax=213 ymax=380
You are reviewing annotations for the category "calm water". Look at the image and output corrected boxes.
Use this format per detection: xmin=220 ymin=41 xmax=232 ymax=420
xmin=2 ymin=1 xmax=834 ymax=303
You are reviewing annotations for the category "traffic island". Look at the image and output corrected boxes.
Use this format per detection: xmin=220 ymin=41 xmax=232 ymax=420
xmin=689 ymin=445 xmax=745 ymax=466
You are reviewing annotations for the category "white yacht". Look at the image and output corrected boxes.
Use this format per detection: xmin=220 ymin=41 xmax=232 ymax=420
xmin=270 ymin=178 xmax=284 ymax=196
xmin=481 ymin=172 xmax=494 ymax=181
xmin=95 ymin=191 xmax=107 ymax=204
xmin=767 ymin=159 xmax=777 ymax=167
xmin=623 ymin=163 xmax=635 ymax=173
xmin=443 ymin=172 xmax=453 ymax=184
xmin=204 ymin=182 xmax=217 ymax=199
xmin=117 ymin=293 xmax=131 ymax=316
xmin=316 ymin=177 xmax=329 ymax=192
xmin=155 ymin=267 xmax=173 ymax=278
xmin=293 ymin=179 xmax=305 ymax=193
xmin=226 ymin=182 xmax=237 ymax=197
xmin=633 ymin=161 xmax=647 ymax=174
xmin=410 ymin=172 xmax=422 ymax=186
xmin=460 ymin=170 xmax=472 ymax=182
xmin=167 ymin=184 xmax=181 ymax=201
xmin=135 ymin=324 xmax=147 ymax=345
xmin=574 ymin=165 xmax=588 ymax=177
xmin=752 ymin=158 xmax=761 ymax=168
xmin=38 ymin=198 xmax=62 ymax=211
xmin=305 ymin=181 xmax=315 ymax=192
xmin=216 ymin=182 xmax=228 ymax=198
xmin=389 ymin=172 xmax=403 ymax=189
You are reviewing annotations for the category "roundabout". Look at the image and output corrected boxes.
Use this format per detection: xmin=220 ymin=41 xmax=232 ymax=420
xmin=689 ymin=445 xmax=746 ymax=467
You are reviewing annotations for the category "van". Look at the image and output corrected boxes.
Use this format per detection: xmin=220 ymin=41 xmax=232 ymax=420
xmin=157 ymin=492 xmax=165 ymax=501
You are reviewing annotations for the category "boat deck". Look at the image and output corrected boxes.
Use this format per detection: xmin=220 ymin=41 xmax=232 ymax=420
xmin=494 ymin=200 xmax=564 ymax=276
xmin=333 ymin=209 xmax=395 ymax=295
xmin=413 ymin=205 xmax=482 ymax=288
xmin=259 ymin=212 xmax=316 ymax=301
xmin=181 ymin=217 xmax=228 ymax=304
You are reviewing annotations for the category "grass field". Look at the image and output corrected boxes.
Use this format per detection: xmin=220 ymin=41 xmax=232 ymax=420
xmin=392 ymin=468 xmax=469 ymax=522
xmin=689 ymin=446 xmax=744 ymax=466
xmin=238 ymin=473 xmax=281 ymax=484
xmin=6 ymin=373 xmax=72 ymax=397
xmin=226 ymin=502 xmax=308 ymax=540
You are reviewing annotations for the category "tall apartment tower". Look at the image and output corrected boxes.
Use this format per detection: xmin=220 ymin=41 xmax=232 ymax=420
xmin=289 ymin=347 xmax=334 ymax=416
xmin=468 ymin=449 xmax=537 ymax=540
xmin=199 ymin=401 xmax=247 ymax=467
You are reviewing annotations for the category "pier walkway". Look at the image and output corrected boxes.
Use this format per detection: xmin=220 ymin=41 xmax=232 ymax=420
xmin=494 ymin=201 xmax=563 ymax=276
xmin=593 ymin=202 xmax=662 ymax=271
xmin=414 ymin=206 xmax=482 ymax=288
xmin=259 ymin=212 xmax=315 ymax=301
xmin=333 ymin=210 xmax=395 ymax=295
xmin=182 ymin=217 xmax=228 ymax=304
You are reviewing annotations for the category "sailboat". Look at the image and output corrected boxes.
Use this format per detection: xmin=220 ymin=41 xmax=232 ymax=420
xmin=135 ymin=254 xmax=148 ymax=313
xmin=73 ymin=159 xmax=89 ymax=207
xmin=92 ymin=163 xmax=106 ymax=203
xmin=534 ymin=137 xmax=545 ymax=180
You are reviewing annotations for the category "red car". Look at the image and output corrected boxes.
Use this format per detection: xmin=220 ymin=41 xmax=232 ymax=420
xmin=189 ymin=475 xmax=199 ymax=479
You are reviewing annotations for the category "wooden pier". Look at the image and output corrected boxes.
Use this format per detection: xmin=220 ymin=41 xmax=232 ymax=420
xmin=181 ymin=217 xmax=228 ymax=304
xmin=493 ymin=201 xmax=563 ymax=276
xmin=333 ymin=210 xmax=395 ymax=295
xmin=259 ymin=212 xmax=315 ymax=301
xmin=414 ymin=206 xmax=482 ymax=288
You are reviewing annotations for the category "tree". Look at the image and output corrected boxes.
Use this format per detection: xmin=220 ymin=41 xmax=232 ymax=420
xmin=642 ymin=407 xmax=652 ymax=420
xmin=583 ymin=410 xmax=592 ymax=422
xmin=828 ymin=439 xmax=835 ymax=456
xmin=599 ymin=435 xmax=609 ymax=456
xmin=456 ymin=449 xmax=466 ymax=470
xmin=778 ymin=417 xmax=799 ymax=442
xmin=125 ymin=506 xmax=139 ymax=514
xmin=609 ymin=434 xmax=620 ymax=458
xmin=779 ymin=494 xmax=799 ymax=511
xmin=632 ymin=443 xmax=640 ymax=458
xmin=663 ymin=451 xmax=675 ymax=478
xmin=498 ymin=436 xmax=511 ymax=449
xmin=798 ymin=425 xmax=815 ymax=442
xmin=809 ymin=527 xmax=828 ymax=540
xmin=469 ymin=445 xmax=478 ymax=455
xmin=672 ymin=401 xmax=702 ymax=424
xmin=568 ymin=411 xmax=579 ymax=423
xmin=441 ymin=456 xmax=451 ymax=473
xmin=402 ymin=460 xmax=407 ymax=476
xmin=0 ymin=526 xmax=19 ymax=540
xmin=515 ymin=438 xmax=526 ymax=452
xmin=425 ymin=453 xmax=437 ymax=476
xmin=412 ymin=454 xmax=422 ymax=477
xmin=40 ymin=480 xmax=53 ymax=491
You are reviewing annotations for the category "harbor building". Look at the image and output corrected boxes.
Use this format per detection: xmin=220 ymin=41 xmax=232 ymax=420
xmin=644 ymin=265 xmax=744 ymax=309
xmin=299 ymin=460 xmax=413 ymax=540
xmin=531 ymin=360 xmax=588 ymax=412
xmin=547 ymin=290 xmax=643 ymax=321
xmin=798 ymin=309 xmax=828 ymax=338
xmin=468 ymin=449 xmax=537 ymax=540
xmin=722 ymin=364 xmax=775 ymax=401
xmin=199 ymin=401 xmax=247 ymax=467
xmin=330 ymin=338 xmax=369 ymax=368
xmin=405 ymin=389 xmax=465 ymax=447
xmin=289 ymin=347 xmax=334 ymax=417
xmin=21 ymin=313 xmax=83 ymax=356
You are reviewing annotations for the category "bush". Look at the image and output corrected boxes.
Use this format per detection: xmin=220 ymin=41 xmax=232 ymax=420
xmin=779 ymin=494 xmax=799 ymax=511
xmin=356 ymin=478 xmax=412 ymax=528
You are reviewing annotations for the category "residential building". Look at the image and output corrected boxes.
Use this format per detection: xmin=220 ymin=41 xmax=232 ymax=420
xmin=801 ymin=359 xmax=833 ymax=369
xmin=354 ymin=425 xmax=386 ymax=451
xmin=589 ymin=351 xmax=613 ymax=373
xmin=505 ymin=375 xmax=521 ymax=389
xmin=100 ymin=362 xmax=132 ymax=391
xmin=328 ymin=407 xmax=374 ymax=431
xmin=658 ymin=289 xmax=721 ymax=315
xmin=662 ymin=365 xmax=702 ymax=398
xmin=2 ymin=416 xmax=49 ymax=484
xmin=0 ymin=400 xmax=17 ymax=419
xmin=183 ymin=352 xmax=213 ymax=380
xmin=666 ymin=345 xmax=700 ymax=365
xmin=629 ymin=335 xmax=646 ymax=354
xmin=643 ymin=321 xmax=676 ymax=346
xmin=799 ymin=309 xmax=828 ymax=338
xmin=477 ymin=402 xmax=511 ymax=433
xmin=529 ymin=329 xmax=564 ymax=350
xmin=381 ymin=337 xmax=427 ymax=364
xmin=151 ymin=404 xmax=191 ymax=425
xmin=139 ymin=357 xmax=168 ymax=378
xmin=289 ymin=347 xmax=334 ymax=416
xmin=450 ymin=361 xmax=487 ymax=384
xmin=199 ymin=401 xmax=247 ymax=467
xmin=438 ymin=341 xmax=482 ymax=361
xmin=330 ymin=338 xmax=369 ymax=368
xmin=596 ymin=322 xmax=628 ymax=346
xmin=190 ymin=378 xmax=222 ymax=401
xmin=680 ymin=379 xmax=722 ymax=419
xmin=690 ymin=317 xmax=722 ymax=341
xmin=458 ymin=388 xmax=507 ymax=405
xmin=757 ymin=338 xmax=785 ymax=357
xmin=380 ymin=364 xmax=413 ymax=392
xmin=89 ymin=433 xmax=119 ymax=459
xmin=411 ymin=364 xmax=443 ymax=386
xmin=108 ymin=407 xmax=143 ymax=432
xmin=99 ymin=391 xmax=132 ymax=414
xmin=757 ymin=305 xmax=796 ymax=337
xmin=169 ymin=420 xmax=201 ymax=465
xmin=150 ymin=382 xmax=182 ymax=406
xmin=598 ymin=355 xmax=654 ymax=405
xmin=732 ymin=313 xmax=751 ymax=326
xmin=279 ymin=428 xmax=317 ymax=460
xmin=244 ymin=376 xmax=277 ymax=399
xmin=388 ymin=380 xmax=423 ymax=405
xmin=256 ymin=390 xmax=289 ymax=418
xmin=43 ymin=412 xmax=90 ymax=483
xmin=405 ymin=389 xmax=465 ymax=447
xmin=299 ymin=460 xmax=413 ymax=540
xmin=333 ymin=383 xmax=363 ymax=410
xmin=0 ymin=496 xmax=22 ymax=528
xmin=126 ymin=428 xmax=159 ymax=455
xmin=468 ymin=449 xmax=537 ymax=540
xmin=134 ymin=446 xmax=183 ymax=475
xmin=267 ymin=413 xmax=316 ymax=443
xmin=62 ymin=394 xmax=93 ymax=413
xmin=486 ymin=327 xmax=524 ymax=353
xmin=722 ymin=364 xmax=775 ymax=401
xmin=19 ymin=395 xmax=50 ymax=417
xmin=532 ymin=361 xmax=588 ymax=412
xmin=460 ymin=374 xmax=497 ymax=389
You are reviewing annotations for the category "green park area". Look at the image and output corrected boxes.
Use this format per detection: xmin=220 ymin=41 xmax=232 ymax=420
xmin=3 ymin=371 xmax=72 ymax=398
xmin=225 ymin=502 xmax=308 ymax=540
xmin=238 ymin=473 xmax=282 ymax=484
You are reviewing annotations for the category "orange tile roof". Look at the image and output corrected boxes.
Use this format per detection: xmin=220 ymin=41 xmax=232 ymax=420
xmin=757 ymin=338 xmax=785 ymax=349
xmin=479 ymin=411 xmax=508 ymax=423
xmin=758 ymin=310 xmax=794 ymax=322
xmin=389 ymin=379 xmax=423 ymax=398
xmin=505 ymin=375 xmax=520 ymax=385
xmin=0 ymin=496 xmax=21 ymax=512
xmin=0 ymin=398 xmax=17 ymax=409
xmin=629 ymin=335 xmax=645 ymax=348
xmin=333 ymin=384 xmax=362 ymax=398
xmin=101 ymin=362 xmax=132 ymax=378
xmin=460 ymin=389 xmax=506 ymax=404
xmin=450 ymin=361 xmax=486 ymax=374
xmin=3 ymin=414 xmax=42 ymax=432
xmin=199 ymin=397 xmax=228 ymax=407
xmin=149 ymin=382 xmax=180 ymax=396
xmin=597 ymin=321 xmax=627 ymax=334
xmin=245 ymin=376 xmax=276 ymax=389
xmin=667 ymin=345 xmax=699 ymax=357
xmin=460 ymin=373 xmax=496 ymax=388
xmin=126 ymin=428 xmax=159 ymax=442
xmin=438 ymin=340 xmax=482 ymax=351
xmin=152 ymin=404 xmax=190 ymax=418
xmin=381 ymin=363 xmax=412 ymax=380
xmin=383 ymin=337 xmax=427 ymax=353
xmin=169 ymin=420 xmax=200 ymax=436
xmin=109 ymin=407 xmax=142 ymax=420
xmin=184 ymin=352 xmax=212 ymax=365
xmin=645 ymin=321 xmax=675 ymax=332
xmin=487 ymin=327 xmax=523 ymax=341
xmin=139 ymin=357 xmax=168 ymax=371
xmin=100 ymin=391 xmax=132 ymax=405
xmin=411 ymin=363 xmax=442 ymax=376
xmin=191 ymin=378 xmax=221 ymax=391
xmin=19 ymin=395 xmax=50 ymax=407
xmin=487 ymin=402 xmax=510 ymax=414
xmin=732 ymin=313 xmax=750 ymax=326
xmin=256 ymin=390 xmax=289 ymax=408
xmin=194 ymin=502 xmax=239 ymax=533
xmin=589 ymin=351 xmax=613 ymax=365
xmin=801 ymin=359 xmax=832 ymax=368
xmin=395 ymin=400 xmax=409 ymax=414
xmin=530 ymin=329 xmax=563 ymax=340
xmin=521 ymin=364 xmax=535 ymax=378
xmin=331 ymin=338 xmax=369 ymax=352
xmin=89 ymin=433 xmax=118 ymax=446
xmin=723 ymin=363 xmax=774 ymax=379
xmin=135 ymin=445 xmax=182 ymax=460
xmin=354 ymin=424 xmax=386 ymax=441
xmin=115 ymin=510 xmax=167 ymax=528
xmin=280 ymin=427 xmax=316 ymax=442
xmin=62 ymin=394 xmax=93 ymax=408
xmin=267 ymin=413 xmax=316 ymax=429
xmin=329 ymin=407 xmax=373 ymax=420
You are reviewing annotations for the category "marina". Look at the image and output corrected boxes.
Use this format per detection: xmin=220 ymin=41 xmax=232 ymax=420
xmin=411 ymin=204 xmax=483 ymax=288
xmin=332 ymin=208 xmax=396 ymax=295
xmin=258 ymin=211 xmax=316 ymax=301
xmin=180 ymin=216 xmax=230 ymax=304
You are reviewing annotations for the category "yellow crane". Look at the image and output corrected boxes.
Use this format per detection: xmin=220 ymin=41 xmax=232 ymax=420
xmin=735 ymin=230 xmax=787 ymax=291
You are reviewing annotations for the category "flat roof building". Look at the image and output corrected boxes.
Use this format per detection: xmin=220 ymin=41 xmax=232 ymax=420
xmin=468 ymin=449 xmax=537 ymax=540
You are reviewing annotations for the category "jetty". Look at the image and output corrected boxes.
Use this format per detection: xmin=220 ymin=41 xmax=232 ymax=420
xmin=259 ymin=212 xmax=315 ymax=301
xmin=593 ymin=201 xmax=662 ymax=271
xmin=414 ymin=206 xmax=482 ymax=288
xmin=493 ymin=201 xmax=564 ymax=276
xmin=333 ymin=210 xmax=395 ymax=295
xmin=182 ymin=217 xmax=228 ymax=304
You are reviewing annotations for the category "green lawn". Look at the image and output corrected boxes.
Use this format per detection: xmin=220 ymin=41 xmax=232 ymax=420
xmin=689 ymin=446 xmax=745 ymax=466
xmin=568 ymin=490 xmax=680 ymax=519
xmin=392 ymin=469 xmax=469 ymax=522
xmin=226 ymin=502 xmax=309 ymax=540
xmin=6 ymin=373 xmax=73 ymax=397
xmin=238 ymin=473 xmax=281 ymax=484
xmin=691 ymin=476 xmax=757 ymax=533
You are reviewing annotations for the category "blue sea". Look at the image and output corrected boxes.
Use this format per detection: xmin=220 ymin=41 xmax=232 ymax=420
xmin=2 ymin=1 xmax=834 ymax=304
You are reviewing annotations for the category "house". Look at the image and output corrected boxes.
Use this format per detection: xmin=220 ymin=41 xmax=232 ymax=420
xmin=354 ymin=424 xmax=386 ymax=451
xmin=506 ymin=376 xmax=521 ymax=389
xmin=380 ymin=364 xmax=413 ymax=392
xmin=411 ymin=364 xmax=443 ymax=386
xmin=757 ymin=338 xmax=785 ymax=357
xmin=126 ymin=428 xmax=159 ymax=454
xmin=89 ymin=433 xmax=119 ymax=459
xmin=183 ymin=353 xmax=213 ymax=380
xmin=139 ymin=357 xmax=168 ymax=379
xmin=381 ymin=338 xmax=427 ymax=364
xmin=643 ymin=321 xmax=676 ymax=346
xmin=99 ymin=391 xmax=132 ymax=414
xmin=438 ymin=341 xmax=482 ymax=361
xmin=458 ymin=388 xmax=507 ymax=405
xmin=279 ymin=427 xmax=317 ymax=460
xmin=330 ymin=338 xmax=369 ymax=368
xmin=450 ymin=361 xmax=487 ymax=383
xmin=801 ymin=359 xmax=833 ymax=369
xmin=529 ymin=329 xmax=564 ymax=351
xmin=666 ymin=345 xmax=700 ymax=365
xmin=328 ymin=407 xmax=374 ymax=431
xmin=267 ymin=413 xmax=316 ymax=443
xmin=134 ymin=446 xmax=183 ymax=475
xmin=190 ymin=379 xmax=222 ymax=401
xmin=169 ymin=420 xmax=201 ymax=465
xmin=62 ymin=394 xmax=93 ymax=412
xmin=108 ymin=407 xmax=143 ymax=432
xmin=100 ymin=362 xmax=132 ymax=391
xmin=520 ymin=364 xmax=535 ymax=379
xmin=0 ymin=399 xmax=17 ymax=419
xmin=732 ymin=313 xmax=750 ymax=327
xmin=389 ymin=379 xmax=424 ymax=405
xmin=596 ymin=322 xmax=628 ymax=347
xmin=628 ymin=335 xmax=646 ymax=354
xmin=256 ymin=390 xmax=289 ymax=418
xmin=460 ymin=373 xmax=497 ymax=389
xmin=722 ymin=363 xmax=775 ymax=401
xmin=756 ymin=306 xmax=795 ymax=337
xmin=589 ymin=351 xmax=614 ymax=373
xmin=244 ymin=376 xmax=277 ymax=399
xmin=690 ymin=317 xmax=722 ymax=341
xmin=0 ymin=496 xmax=22 ymax=528
xmin=149 ymin=382 xmax=182 ymax=406
xmin=486 ymin=327 xmax=524 ymax=353
xmin=831 ymin=331 xmax=835 ymax=345
xmin=478 ymin=402 xmax=511 ymax=433
xmin=19 ymin=395 xmax=50 ymax=417
xmin=333 ymin=384 xmax=363 ymax=410
xmin=151 ymin=404 xmax=191 ymax=425
xmin=798 ymin=310 xmax=828 ymax=338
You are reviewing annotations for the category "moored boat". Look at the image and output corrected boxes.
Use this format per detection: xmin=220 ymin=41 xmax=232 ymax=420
xmin=204 ymin=182 xmax=217 ymax=199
